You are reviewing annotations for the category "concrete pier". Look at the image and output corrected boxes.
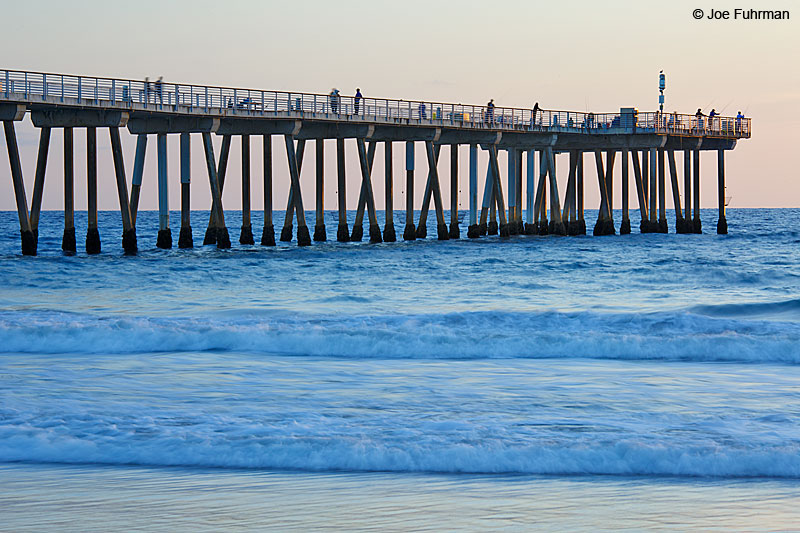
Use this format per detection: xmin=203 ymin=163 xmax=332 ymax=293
xmin=0 ymin=69 xmax=748 ymax=255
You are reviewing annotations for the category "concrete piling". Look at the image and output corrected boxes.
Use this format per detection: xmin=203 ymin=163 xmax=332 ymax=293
xmin=547 ymin=147 xmax=566 ymax=235
xmin=351 ymin=140 xmax=377 ymax=242
xmin=577 ymin=153 xmax=586 ymax=235
xmin=449 ymin=143 xmax=460 ymax=238
xmin=717 ymin=149 xmax=727 ymax=234
xmin=667 ymin=150 xmax=685 ymax=234
xmin=284 ymin=135 xmax=311 ymax=246
xmin=355 ymin=138 xmax=382 ymax=243
xmin=280 ymin=139 xmax=305 ymax=242
xmin=3 ymin=121 xmax=36 ymax=255
xmin=178 ymin=132 xmax=193 ymax=248
xmin=156 ymin=132 xmax=171 ymax=249
xmin=336 ymin=138 xmax=349 ymax=242
xmin=692 ymin=149 xmax=702 ymax=233
xmin=403 ymin=141 xmax=416 ymax=240
xmin=467 ymin=144 xmax=480 ymax=238
xmin=204 ymin=135 xmax=231 ymax=245
xmin=261 ymin=135 xmax=276 ymax=246
xmin=239 ymin=134 xmax=255 ymax=245
xmin=620 ymin=149 xmax=631 ymax=234
xmin=657 ymin=148 xmax=668 ymax=233
xmin=488 ymin=144 xmax=509 ymax=237
xmin=110 ymin=127 xmax=137 ymax=254
xmin=129 ymin=134 xmax=147 ymax=227
xmin=201 ymin=132 xmax=231 ymax=248
xmin=28 ymin=126 xmax=51 ymax=252
xmin=62 ymin=127 xmax=76 ymax=254
xmin=314 ymin=139 xmax=327 ymax=241
xmin=383 ymin=141 xmax=396 ymax=242
xmin=524 ymin=149 xmax=537 ymax=235
xmin=683 ymin=149 xmax=692 ymax=232
xmin=86 ymin=127 xmax=101 ymax=254
xmin=535 ymin=150 xmax=548 ymax=235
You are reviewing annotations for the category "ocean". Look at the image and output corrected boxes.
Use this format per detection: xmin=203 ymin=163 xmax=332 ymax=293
xmin=1 ymin=207 xmax=799 ymax=531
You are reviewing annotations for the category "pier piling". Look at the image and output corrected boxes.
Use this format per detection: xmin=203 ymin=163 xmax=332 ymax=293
xmin=717 ymin=149 xmax=727 ymax=234
xmin=86 ymin=127 xmax=101 ymax=254
xmin=314 ymin=139 xmax=327 ymax=241
xmin=383 ymin=141 xmax=396 ymax=241
xmin=178 ymin=132 xmax=193 ymax=248
xmin=403 ymin=141 xmax=416 ymax=240
xmin=204 ymin=134 xmax=231 ymax=245
xmin=156 ymin=132 xmax=171 ymax=249
xmin=692 ymin=149 xmax=702 ymax=233
xmin=336 ymin=138 xmax=349 ymax=242
xmin=111 ymin=127 xmax=137 ymax=254
xmin=284 ymin=135 xmax=311 ymax=246
xmin=261 ymin=134 xmax=276 ymax=245
xmin=449 ymin=144 xmax=460 ymax=238
xmin=239 ymin=134 xmax=255 ymax=245
xmin=468 ymin=144 xmax=480 ymax=238
xmin=3 ymin=121 xmax=35 ymax=255
xmin=62 ymin=127 xmax=76 ymax=253
xmin=201 ymin=132 xmax=230 ymax=248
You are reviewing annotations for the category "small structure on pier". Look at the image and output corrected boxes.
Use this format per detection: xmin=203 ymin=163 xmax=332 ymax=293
xmin=0 ymin=69 xmax=750 ymax=255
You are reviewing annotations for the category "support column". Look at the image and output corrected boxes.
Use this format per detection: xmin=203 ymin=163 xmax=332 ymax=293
xmin=449 ymin=143 xmax=460 ymax=238
xmin=467 ymin=143 xmax=480 ymax=238
xmin=620 ymin=148 xmax=631 ymax=234
xmin=201 ymin=132 xmax=231 ymax=248
xmin=563 ymin=150 xmax=579 ymax=235
xmin=261 ymin=135 xmax=276 ymax=245
xmin=683 ymin=149 xmax=692 ymax=226
xmin=507 ymin=148 xmax=517 ymax=235
xmin=478 ymin=163 xmax=493 ymax=236
xmin=110 ymin=127 xmax=137 ymax=254
xmin=314 ymin=138 xmax=327 ymax=241
xmin=426 ymin=141 xmax=449 ymax=240
xmin=403 ymin=141 xmax=416 ymax=240
xmin=604 ymin=150 xmax=616 ymax=235
xmin=592 ymin=150 xmax=614 ymax=236
xmin=336 ymin=138 xmax=349 ymax=242
xmin=667 ymin=150 xmax=685 ymax=234
xmin=284 ymin=135 xmax=311 ymax=245
xmin=515 ymin=148 xmax=524 ymax=234
xmin=179 ymin=132 xmax=193 ymax=248
xmin=156 ymin=132 xmax=172 ymax=249
xmin=356 ymin=138 xmax=382 ymax=243
xmin=280 ymin=139 xmax=306 ymax=242
xmin=631 ymin=150 xmax=649 ymax=233
xmin=488 ymin=144 xmax=509 ymax=237
xmin=535 ymin=150 xmax=548 ymax=235
xmin=383 ymin=141 xmax=396 ymax=241
xmin=204 ymin=135 xmax=231 ymax=245
xmin=129 ymin=134 xmax=147 ymax=227
xmin=26 ymin=127 xmax=51 ymax=254
xmin=240 ymin=134 xmax=255 ymax=244
xmin=524 ymin=149 xmax=536 ymax=235
xmin=3 ymin=121 xmax=35 ymax=255
xmin=647 ymin=148 xmax=657 ymax=233
xmin=546 ymin=147 xmax=566 ymax=235
xmin=577 ymin=152 xmax=585 ymax=234
xmin=415 ymin=143 xmax=441 ymax=239
xmin=642 ymin=149 xmax=649 ymax=201
xmin=86 ymin=127 xmax=101 ymax=254
xmin=692 ymin=149 xmax=702 ymax=233
xmin=351 ymin=141 xmax=376 ymax=242
xmin=62 ymin=127 xmax=76 ymax=253
xmin=717 ymin=149 xmax=727 ymax=234
xmin=657 ymin=148 xmax=668 ymax=233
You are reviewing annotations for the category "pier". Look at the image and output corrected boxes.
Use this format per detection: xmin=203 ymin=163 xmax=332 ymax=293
xmin=0 ymin=69 xmax=750 ymax=256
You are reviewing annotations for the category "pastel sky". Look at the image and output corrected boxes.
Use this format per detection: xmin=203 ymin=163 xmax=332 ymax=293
xmin=1 ymin=0 xmax=798 ymax=212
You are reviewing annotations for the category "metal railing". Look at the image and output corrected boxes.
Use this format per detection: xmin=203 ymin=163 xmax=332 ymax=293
xmin=0 ymin=69 xmax=751 ymax=138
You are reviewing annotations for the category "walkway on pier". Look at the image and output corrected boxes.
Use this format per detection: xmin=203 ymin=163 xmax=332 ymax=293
xmin=0 ymin=69 xmax=750 ymax=255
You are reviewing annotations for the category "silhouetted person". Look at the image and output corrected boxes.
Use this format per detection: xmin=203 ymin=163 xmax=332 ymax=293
xmin=354 ymin=88 xmax=362 ymax=115
xmin=329 ymin=88 xmax=339 ymax=113
xmin=486 ymin=99 xmax=495 ymax=124
xmin=155 ymin=76 xmax=163 ymax=104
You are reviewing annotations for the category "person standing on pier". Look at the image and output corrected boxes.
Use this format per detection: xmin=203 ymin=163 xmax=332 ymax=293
xmin=354 ymin=88 xmax=362 ymax=115
xmin=419 ymin=101 xmax=427 ymax=119
xmin=736 ymin=111 xmax=745 ymax=134
xmin=329 ymin=88 xmax=339 ymax=113
xmin=156 ymin=76 xmax=163 ymax=104
xmin=708 ymin=108 xmax=718 ymax=131
xmin=695 ymin=108 xmax=705 ymax=131
xmin=486 ymin=99 xmax=495 ymax=124
xmin=532 ymin=102 xmax=540 ymax=127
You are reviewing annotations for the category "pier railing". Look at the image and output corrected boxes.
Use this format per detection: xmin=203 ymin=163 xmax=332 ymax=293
xmin=0 ymin=69 xmax=751 ymax=138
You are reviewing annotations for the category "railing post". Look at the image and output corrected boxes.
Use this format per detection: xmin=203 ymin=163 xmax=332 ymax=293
xmin=42 ymin=73 xmax=47 ymax=100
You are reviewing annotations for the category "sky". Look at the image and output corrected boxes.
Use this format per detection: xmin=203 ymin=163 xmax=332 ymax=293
xmin=1 ymin=0 xmax=798 ymax=214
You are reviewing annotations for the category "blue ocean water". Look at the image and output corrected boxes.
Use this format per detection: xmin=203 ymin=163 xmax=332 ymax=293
xmin=1 ymin=207 xmax=799 ymax=530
